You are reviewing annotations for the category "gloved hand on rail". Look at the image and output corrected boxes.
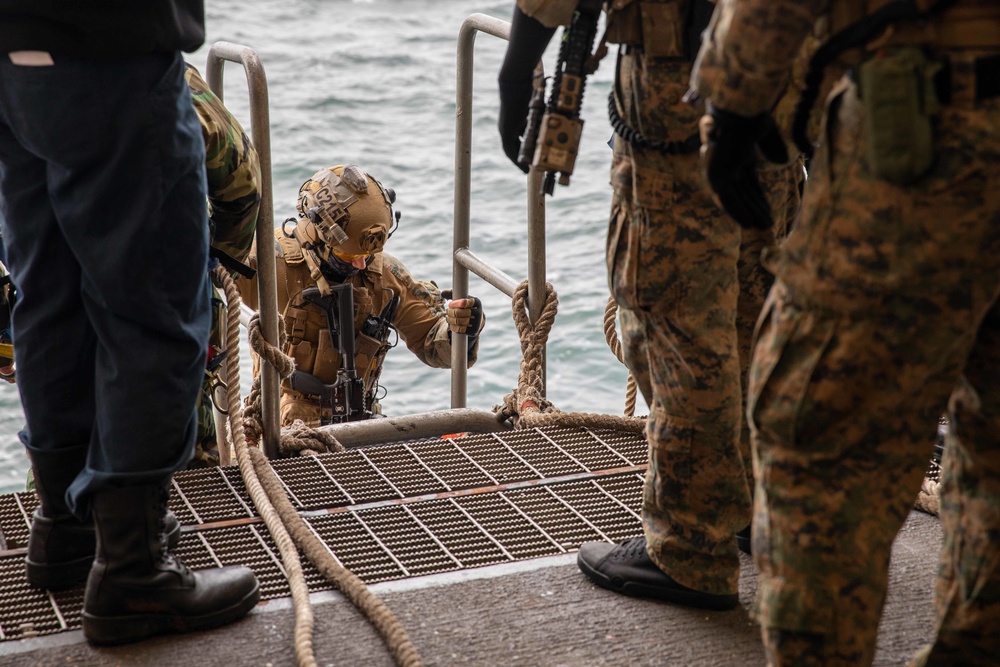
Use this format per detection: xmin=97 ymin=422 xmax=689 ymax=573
xmin=497 ymin=5 xmax=556 ymax=172
xmin=442 ymin=291 xmax=485 ymax=340
xmin=698 ymin=102 xmax=788 ymax=230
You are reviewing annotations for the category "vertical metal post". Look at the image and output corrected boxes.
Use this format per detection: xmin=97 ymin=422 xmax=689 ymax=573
xmin=452 ymin=14 xmax=548 ymax=407
xmin=206 ymin=43 xmax=282 ymax=459
xmin=526 ymin=167 xmax=546 ymax=384
xmin=451 ymin=20 xmax=477 ymax=408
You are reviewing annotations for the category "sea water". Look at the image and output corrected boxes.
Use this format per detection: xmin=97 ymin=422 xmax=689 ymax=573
xmin=0 ymin=0 xmax=636 ymax=493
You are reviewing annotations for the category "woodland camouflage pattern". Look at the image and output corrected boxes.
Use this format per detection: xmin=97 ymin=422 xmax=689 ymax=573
xmin=185 ymin=64 xmax=260 ymax=265
xmin=693 ymin=1 xmax=1000 ymax=664
xmin=186 ymin=64 xmax=261 ymax=468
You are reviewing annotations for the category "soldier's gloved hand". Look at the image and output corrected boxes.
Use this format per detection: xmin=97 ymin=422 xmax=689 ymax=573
xmin=443 ymin=292 xmax=485 ymax=339
xmin=498 ymin=6 xmax=556 ymax=172
xmin=699 ymin=102 xmax=788 ymax=230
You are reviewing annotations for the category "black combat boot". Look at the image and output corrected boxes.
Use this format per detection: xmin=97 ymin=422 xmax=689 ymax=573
xmin=82 ymin=484 xmax=259 ymax=645
xmin=26 ymin=451 xmax=181 ymax=590
xmin=26 ymin=446 xmax=95 ymax=589
xmin=577 ymin=536 xmax=739 ymax=611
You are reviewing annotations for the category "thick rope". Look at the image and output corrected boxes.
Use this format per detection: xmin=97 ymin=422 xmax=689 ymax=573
xmin=215 ymin=266 xmax=317 ymax=667
xmin=603 ymin=296 xmax=639 ymax=418
xmin=246 ymin=445 xmax=424 ymax=667
xmin=914 ymin=441 xmax=942 ymax=517
xmin=234 ymin=281 xmax=423 ymax=667
xmin=494 ymin=281 xmax=645 ymax=434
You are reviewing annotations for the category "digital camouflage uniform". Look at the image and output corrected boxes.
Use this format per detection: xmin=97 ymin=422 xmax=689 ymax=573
xmin=185 ymin=64 xmax=261 ymax=467
xmin=693 ymin=0 xmax=1000 ymax=664
xmin=521 ymin=0 xmax=803 ymax=597
xmin=240 ymin=228 xmax=478 ymax=427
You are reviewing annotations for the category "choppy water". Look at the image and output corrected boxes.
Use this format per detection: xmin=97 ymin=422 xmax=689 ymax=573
xmin=0 ymin=0 xmax=633 ymax=493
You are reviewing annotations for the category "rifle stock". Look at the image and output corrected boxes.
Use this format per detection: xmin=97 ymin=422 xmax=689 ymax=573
xmin=299 ymin=285 xmax=368 ymax=424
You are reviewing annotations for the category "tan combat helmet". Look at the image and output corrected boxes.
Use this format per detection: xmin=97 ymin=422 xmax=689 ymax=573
xmin=295 ymin=164 xmax=394 ymax=262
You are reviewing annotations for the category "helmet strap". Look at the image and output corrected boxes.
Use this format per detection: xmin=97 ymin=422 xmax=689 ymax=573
xmin=290 ymin=219 xmax=335 ymax=296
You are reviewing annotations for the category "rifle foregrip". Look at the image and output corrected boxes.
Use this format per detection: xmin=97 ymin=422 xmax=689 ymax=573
xmin=518 ymin=70 xmax=547 ymax=168
xmin=333 ymin=284 xmax=357 ymax=375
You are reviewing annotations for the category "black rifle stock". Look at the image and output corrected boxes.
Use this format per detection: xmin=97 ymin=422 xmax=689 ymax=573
xmin=296 ymin=284 xmax=368 ymax=424
xmin=362 ymin=291 xmax=400 ymax=343
xmin=517 ymin=65 xmax=547 ymax=170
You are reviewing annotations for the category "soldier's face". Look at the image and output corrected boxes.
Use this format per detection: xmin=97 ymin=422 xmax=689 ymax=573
xmin=323 ymin=250 xmax=364 ymax=282
xmin=332 ymin=248 xmax=369 ymax=270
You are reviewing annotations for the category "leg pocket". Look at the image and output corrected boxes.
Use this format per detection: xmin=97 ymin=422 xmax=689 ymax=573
xmin=607 ymin=144 xmax=690 ymax=315
xmin=748 ymin=285 xmax=837 ymax=451
xmin=607 ymin=153 xmax=638 ymax=309
xmin=644 ymin=411 xmax=696 ymax=512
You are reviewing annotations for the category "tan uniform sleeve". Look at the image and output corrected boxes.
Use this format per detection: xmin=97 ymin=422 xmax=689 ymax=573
xmin=380 ymin=254 xmax=480 ymax=369
xmin=518 ymin=0 xmax=579 ymax=28
xmin=691 ymin=0 xmax=827 ymax=116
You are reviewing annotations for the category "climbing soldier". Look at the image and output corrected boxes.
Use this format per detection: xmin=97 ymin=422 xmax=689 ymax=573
xmin=238 ymin=164 xmax=484 ymax=428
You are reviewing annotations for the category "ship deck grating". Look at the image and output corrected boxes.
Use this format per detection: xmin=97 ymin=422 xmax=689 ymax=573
xmin=0 ymin=425 xmax=647 ymax=642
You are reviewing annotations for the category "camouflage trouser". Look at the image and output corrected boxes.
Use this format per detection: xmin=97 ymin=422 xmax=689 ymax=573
xmin=608 ymin=52 xmax=802 ymax=595
xmin=190 ymin=280 xmax=227 ymax=469
xmin=190 ymin=372 xmax=221 ymax=468
xmin=750 ymin=65 xmax=1000 ymax=666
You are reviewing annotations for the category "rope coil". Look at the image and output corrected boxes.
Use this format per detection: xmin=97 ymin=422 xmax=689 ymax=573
xmin=217 ymin=266 xmax=424 ymax=667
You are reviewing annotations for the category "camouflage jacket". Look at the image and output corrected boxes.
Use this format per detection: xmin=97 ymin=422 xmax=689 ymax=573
xmin=690 ymin=0 xmax=825 ymax=116
xmin=691 ymin=0 xmax=1000 ymax=116
xmin=185 ymin=64 xmax=260 ymax=264
xmin=517 ymin=0 xmax=815 ymax=140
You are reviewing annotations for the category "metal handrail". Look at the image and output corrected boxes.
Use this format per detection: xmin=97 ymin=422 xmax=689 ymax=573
xmin=206 ymin=42 xmax=282 ymax=459
xmin=451 ymin=14 xmax=547 ymax=408
xmin=222 ymin=13 xmax=551 ymax=451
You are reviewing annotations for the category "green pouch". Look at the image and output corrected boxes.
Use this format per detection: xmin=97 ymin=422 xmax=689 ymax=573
xmin=858 ymin=47 xmax=942 ymax=184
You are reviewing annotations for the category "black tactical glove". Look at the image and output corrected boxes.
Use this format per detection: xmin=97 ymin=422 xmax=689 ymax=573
xmin=497 ymin=6 xmax=556 ymax=173
xmin=699 ymin=102 xmax=789 ymax=230
xmin=443 ymin=292 xmax=485 ymax=339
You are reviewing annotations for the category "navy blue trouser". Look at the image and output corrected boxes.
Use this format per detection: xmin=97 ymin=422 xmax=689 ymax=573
xmin=0 ymin=51 xmax=210 ymax=517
